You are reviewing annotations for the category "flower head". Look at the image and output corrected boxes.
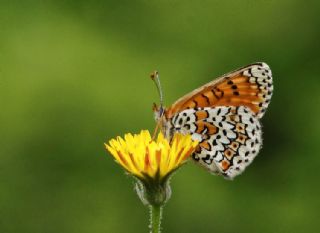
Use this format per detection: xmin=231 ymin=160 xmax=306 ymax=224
xmin=105 ymin=130 xmax=198 ymax=206
xmin=105 ymin=130 xmax=198 ymax=183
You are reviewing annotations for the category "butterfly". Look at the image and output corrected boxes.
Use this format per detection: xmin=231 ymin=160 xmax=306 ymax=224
xmin=151 ymin=62 xmax=273 ymax=179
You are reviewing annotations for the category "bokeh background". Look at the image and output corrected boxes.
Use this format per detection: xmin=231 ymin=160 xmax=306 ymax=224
xmin=1 ymin=0 xmax=319 ymax=232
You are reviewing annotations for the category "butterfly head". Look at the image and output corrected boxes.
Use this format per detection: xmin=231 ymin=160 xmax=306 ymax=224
xmin=152 ymin=103 xmax=172 ymax=138
xmin=152 ymin=102 xmax=166 ymax=122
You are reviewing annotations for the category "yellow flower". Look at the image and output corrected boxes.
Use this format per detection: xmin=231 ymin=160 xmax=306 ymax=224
xmin=105 ymin=130 xmax=198 ymax=183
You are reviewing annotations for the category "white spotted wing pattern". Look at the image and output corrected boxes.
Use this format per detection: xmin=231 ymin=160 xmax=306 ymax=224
xmin=156 ymin=62 xmax=273 ymax=179
xmin=169 ymin=106 xmax=261 ymax=178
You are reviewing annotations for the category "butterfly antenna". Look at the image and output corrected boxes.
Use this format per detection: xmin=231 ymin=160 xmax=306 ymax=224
xmin=150 ymin=71 xmax=165 ymax=139
xmin=150 ymin=71 xmax=164 ymax=112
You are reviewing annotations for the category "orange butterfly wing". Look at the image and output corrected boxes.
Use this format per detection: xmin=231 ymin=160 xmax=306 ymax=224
xmin=165 ymin=62 xmax=273 ymax=119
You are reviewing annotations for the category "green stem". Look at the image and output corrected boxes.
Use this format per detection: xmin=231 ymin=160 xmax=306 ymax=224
xmin=149 ymin=205 xmax=163 ymax=233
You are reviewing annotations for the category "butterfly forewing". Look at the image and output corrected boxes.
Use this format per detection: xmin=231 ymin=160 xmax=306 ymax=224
xmin=165 ymin=62 xmax=273 ymax=119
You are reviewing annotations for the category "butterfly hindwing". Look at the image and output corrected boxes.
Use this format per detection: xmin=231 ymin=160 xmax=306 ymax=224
xmin=165 ymin=62 xmax=273 ymax=119
xmin=169 ymin=106 xmax=262 ymax=179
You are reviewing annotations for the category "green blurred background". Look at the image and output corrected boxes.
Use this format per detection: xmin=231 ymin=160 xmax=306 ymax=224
xmin=1 ymin=0 xmax=319 ymax=232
